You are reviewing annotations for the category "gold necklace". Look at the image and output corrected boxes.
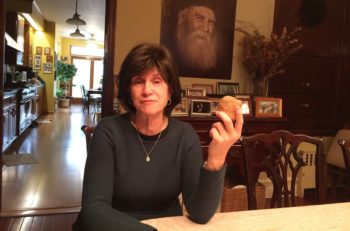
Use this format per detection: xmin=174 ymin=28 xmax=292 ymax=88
xmin=136 ymin=130 xmax=162 ymax=162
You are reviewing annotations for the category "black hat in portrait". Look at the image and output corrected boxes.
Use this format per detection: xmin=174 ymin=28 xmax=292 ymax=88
xmin=160 ymin=0 xmax=237 ymax=79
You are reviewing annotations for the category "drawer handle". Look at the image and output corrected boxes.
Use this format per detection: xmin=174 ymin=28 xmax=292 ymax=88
xmin=300 ymin=103 xmax=310 ymax=108
xmin=301 ymin=82 xmax=311 ymax=87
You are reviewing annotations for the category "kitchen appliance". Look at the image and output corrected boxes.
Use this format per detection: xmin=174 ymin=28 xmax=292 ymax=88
xmin=18 ymin=86 xmax=36 ymax=135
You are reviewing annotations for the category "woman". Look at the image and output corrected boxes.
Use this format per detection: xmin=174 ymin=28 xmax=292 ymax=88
xmin=73 ymin=43 xmax=243 ymax=230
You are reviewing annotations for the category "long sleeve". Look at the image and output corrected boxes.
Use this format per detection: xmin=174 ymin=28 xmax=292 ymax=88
xmin=75 ymin=117 xmax=157 ymax=231
xmin=178 ymin=125 xmax=226 ymax=224
xmin=74 ymin=115 xmax=226 ymax=230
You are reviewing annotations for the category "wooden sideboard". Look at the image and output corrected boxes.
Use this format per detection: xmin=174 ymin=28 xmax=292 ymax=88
xmin=177 ymin=116 xmax=289 ymax=175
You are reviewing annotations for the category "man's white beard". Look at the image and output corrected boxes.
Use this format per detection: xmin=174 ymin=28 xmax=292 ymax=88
xmin=177 ymin=29 xmax=218 ymax=72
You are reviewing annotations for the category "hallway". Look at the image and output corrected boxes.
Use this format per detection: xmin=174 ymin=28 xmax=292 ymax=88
xmin=1 ymin=105 xmax=96 ymax=215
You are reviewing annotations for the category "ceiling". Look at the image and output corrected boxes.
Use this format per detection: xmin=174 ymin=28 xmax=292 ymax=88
xmin=35 ymin=0 xmax=106 ymax=42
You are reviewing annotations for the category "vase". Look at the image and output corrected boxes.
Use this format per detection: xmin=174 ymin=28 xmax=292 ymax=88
xmin=253 ymin=79 xmax=269 ymax=97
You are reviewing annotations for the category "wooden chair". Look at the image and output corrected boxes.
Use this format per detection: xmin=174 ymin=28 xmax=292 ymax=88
xmin=241 ymin=130 xmax=326 ymax=210
xmin=80 ymin=85 xmax=89 ymax=113
xmin=333 ymin=139 xmax=350 ymax=196
xmin=326 ymin=129 xmax=350 ymax=200
xmin=81 ymin=125 xmax=95 ymax=152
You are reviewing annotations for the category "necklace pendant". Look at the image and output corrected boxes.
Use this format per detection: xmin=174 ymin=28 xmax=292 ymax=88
xmin=146 ymin=156 xmax=151 ymax=162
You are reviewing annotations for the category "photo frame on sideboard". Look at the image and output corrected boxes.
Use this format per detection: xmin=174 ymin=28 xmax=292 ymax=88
xmin=171 ymin=98 xmax=189 ymax=116
xmin=186 ymin=87 xmax=206 ymax=97
xmin=192 ymin=83 xmax=214 ymax=94
xmin=190 ymin=99 xmax=212 ymax=117
xmin=217 ymin=82 xmax=239 ymax=95
xmin=235 ymin=94 xmax=253 ymax=117
xmin=255 ymin=97 xmax=282 ymax=118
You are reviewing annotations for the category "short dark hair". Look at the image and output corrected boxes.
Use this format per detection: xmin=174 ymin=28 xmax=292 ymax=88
xmin=117 ymin=43 xmax=182 ymax=115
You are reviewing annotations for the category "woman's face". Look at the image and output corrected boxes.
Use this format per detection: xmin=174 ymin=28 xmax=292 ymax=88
xmin=130 ymin=68 xmax=170 ymax=117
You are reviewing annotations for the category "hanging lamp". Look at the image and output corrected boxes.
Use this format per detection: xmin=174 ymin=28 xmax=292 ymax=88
xmin=66 ymin=0 xmax=86 ymax=25
xmin=70 ymin=26 xmax=85 ymax=38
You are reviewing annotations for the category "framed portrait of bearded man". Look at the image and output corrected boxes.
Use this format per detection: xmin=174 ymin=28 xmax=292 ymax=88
xmin=160 ymin=0 xmax=237 ymax=79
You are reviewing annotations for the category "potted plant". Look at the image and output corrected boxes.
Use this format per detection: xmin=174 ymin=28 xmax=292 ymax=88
xmin=56 ymin=60 xmax=77 ymax=108
xmin=236 ymin=23 xmax=303 ymax=96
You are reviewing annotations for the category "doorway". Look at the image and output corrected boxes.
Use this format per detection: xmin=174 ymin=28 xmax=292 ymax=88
xmin=72 ymin=57 xmax=104 ymax=98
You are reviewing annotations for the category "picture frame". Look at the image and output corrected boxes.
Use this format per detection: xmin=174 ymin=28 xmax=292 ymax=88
xmin=171 ymin=98 xmax=189 ymax=116
xmin=217 ymin=82 xmax=239 ymax=95
xmin=190 ymin=99 xmax=212 ymax=117
xmin=46 ymin=55 xmax=53 ymax=63
xmin=36 ymin=46 xmax=42 ymax=55
xmin=43 ymin=63 xmax=52 ymax=73
xmin=181 ymin=89 xmax=186 ymax=98
xmin=192 ymin=83 xmax=214 ymax=94
xmin=255 ymin=97 xmax=282 ymax=118
xmin=34 ymin=55 xmax=41 ymax=70
xmin=236 ymin=94 xmax=253 ymax=117
xmin=186 ymin=87 xmax=206 ymax=97
xmin=209 ymin=98 xmax=220 ymax=114
xmin=44 ymin=47 xmax=51 ymax=55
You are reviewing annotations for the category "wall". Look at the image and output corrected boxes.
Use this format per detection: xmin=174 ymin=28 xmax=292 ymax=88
xmin=114 ymin=0 xmax=275 ymax=93
xmin=60 ymin=38 xmax=104 ymax=63
xmin=32 ymin=21 xmax=55 ymax=113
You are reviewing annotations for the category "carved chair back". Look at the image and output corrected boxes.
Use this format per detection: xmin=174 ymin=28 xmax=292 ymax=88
xmin=241 ymin=130 xmax=325 ymax=210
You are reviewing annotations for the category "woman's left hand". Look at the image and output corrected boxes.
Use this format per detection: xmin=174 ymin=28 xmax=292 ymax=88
xmin=206 ymin=105 xmax=243 ymax=171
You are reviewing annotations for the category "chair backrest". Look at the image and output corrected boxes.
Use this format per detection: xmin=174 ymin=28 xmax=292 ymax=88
xmin=338 ymin=139 xmax=350 ymax=182
xmin=80 ymin=85 xmax=87 ymax=97
xmin=81 ymin=125 xmax=95 ymax=152
xmin=241 ymin=130 xmax=325 ymax=210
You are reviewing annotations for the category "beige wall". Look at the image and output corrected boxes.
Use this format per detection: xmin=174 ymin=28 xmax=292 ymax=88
xmin=114 ymin=0 xmax=275 ymax=93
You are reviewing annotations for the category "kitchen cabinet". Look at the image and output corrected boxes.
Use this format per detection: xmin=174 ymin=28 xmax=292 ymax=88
xmin=270 ymin=0 xmax=349 ymax=136
xmin=5 ymin=11 xmax=24 ymax=65
xmin=3 ymin=90 xmax=19 ymax=152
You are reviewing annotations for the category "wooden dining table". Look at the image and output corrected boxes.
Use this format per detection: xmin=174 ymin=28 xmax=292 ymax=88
xmin=142 ymin=202 xmax=350 ymax=230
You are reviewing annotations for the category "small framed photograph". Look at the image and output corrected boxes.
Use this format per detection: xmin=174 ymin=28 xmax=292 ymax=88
xmin=217 ymin=82 xmax=239 ymax=95
xmin=255 ymin=97 xmax=282 ymax=118
xmin=190 ymin=99 xmax=212 ymax=117
xmin=181 ymin=89 xmax=186 ymax=97
xmin=192 ymin=83 xmax=214 ymax=94
xmin=44 ymin=47 xmax=51 ymax=55
xmin=172 ymin=98 xmax=189 ymax=116
xmin=209 ymin=98 xmax=220 ymax=114
xmin=34 ymin=55 xmax=41 ymax=70
xmin=186 ymin=87 xmax=206 ymax=97
xmin=36 ymin=46 xmax=42 ymax=55
xmin=46 ymin=55 xmax=53 ymax=63
xmin=236 ymin=94 xmax=253 ymax=116
xmin=43 ymin=63 xmax=52 ymax=73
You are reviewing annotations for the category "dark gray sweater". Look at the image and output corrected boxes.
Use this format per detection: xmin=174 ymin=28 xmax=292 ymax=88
xmin=74 ymin=114 xmax=226 ymax=230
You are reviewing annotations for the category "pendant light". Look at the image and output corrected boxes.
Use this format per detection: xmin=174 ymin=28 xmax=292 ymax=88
xmin=66 ymin=0 xmax=86 ymax=26
xmin=70 ymin=26 xmax=85 ymax=38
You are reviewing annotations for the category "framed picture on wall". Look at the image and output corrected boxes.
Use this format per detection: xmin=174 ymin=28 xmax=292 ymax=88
xmin=36 ymin=46 xmax=42 ymax=55
xmin=43 ymin=63 xmax=52 ymax=73
xmin=255 ymin=97 xmax=282 ymax=118
xmin=44 ymin=47 xmax=51 ymax=55
xmin=34 ymin=55 xmax=41 ymax=70
xmin=46 ymin=55 xmax=53 ymax=63
xmin=160 ymin=0 xmax=236 ymax=79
